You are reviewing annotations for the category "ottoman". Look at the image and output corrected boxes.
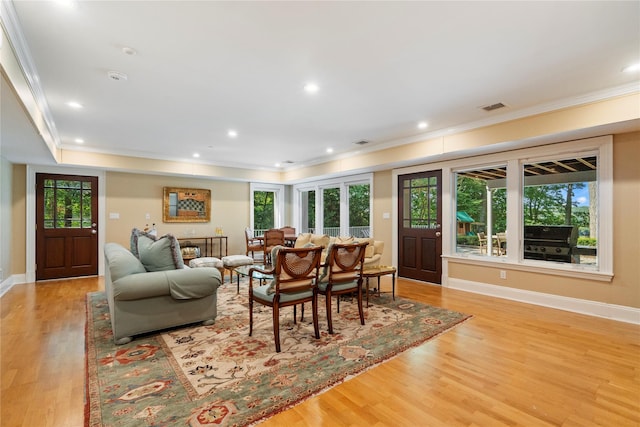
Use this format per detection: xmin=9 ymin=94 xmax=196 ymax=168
xmin=222 ymin=255 xmax=254 ymax=292
xmin=189 ymin=257 xmax=225 ymax=278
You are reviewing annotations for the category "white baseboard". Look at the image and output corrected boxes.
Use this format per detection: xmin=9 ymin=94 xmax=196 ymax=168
xmin=446 ymin=278 xmax=640 ymax=325
xmin=0 ymin=274 xmax=26 ymax=298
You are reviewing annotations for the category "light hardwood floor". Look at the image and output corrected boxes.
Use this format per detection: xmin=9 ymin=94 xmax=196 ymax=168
xmin=1 ymin=276 xmax=639 ymax=426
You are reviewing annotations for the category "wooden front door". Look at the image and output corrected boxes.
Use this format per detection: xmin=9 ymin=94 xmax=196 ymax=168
xmin=398 ymin=170 xmax=442 ymax=284
xmin=36 ymin=173 xmax=98 ymax=280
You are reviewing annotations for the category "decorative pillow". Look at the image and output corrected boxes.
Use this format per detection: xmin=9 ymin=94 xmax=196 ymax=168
xmin=138 ymin=233 xmax=184 ymax=272
xmin=354 ymin=237 xmax=375 ymax=258
xmin=336 ymin=236 xmax=355 ymax=244
xmin=130 ymin=228 xmax=158 ymax=258
xmin=294 ymin=233 xmax=312 ymax=248
xmin=311 ymin=234 xmax=330 ymax=249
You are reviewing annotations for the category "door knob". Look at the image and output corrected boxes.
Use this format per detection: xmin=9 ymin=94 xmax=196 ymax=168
xmin=435 ymin=232 xmax=441 ymax=237
xmin=91 ymin=229 xmax=97 ymax=234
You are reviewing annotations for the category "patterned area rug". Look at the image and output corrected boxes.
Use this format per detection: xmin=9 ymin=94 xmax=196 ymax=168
xmin=85 ymin=280 xmax=470 ymax=426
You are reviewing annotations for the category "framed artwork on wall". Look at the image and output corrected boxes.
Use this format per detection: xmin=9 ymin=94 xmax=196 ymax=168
xmin=163 ymin=187 xmax=211 ymax=223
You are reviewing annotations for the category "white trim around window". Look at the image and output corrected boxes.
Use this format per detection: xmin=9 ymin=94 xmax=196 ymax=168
xmin=249 ymin=182 xmax=285 ymax=231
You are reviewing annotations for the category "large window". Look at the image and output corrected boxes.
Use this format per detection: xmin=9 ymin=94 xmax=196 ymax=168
xmin=455 ymin=165 xmax=507 ymax=257
xmin=250 ymin=183 xmax=284 ymax=235
xmin=294 ymin=174 xmax=372 ymax=238
xmin=452 ymin=136 xmax=612 ymax=276
xmin=522 ymin=155 xmax=597 ymax=266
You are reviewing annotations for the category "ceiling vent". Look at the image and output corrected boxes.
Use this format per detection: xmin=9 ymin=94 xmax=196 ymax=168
xmin=481 ymin=102 xmax=506 ymax=112
xmin=353 ymin=140 xmax=369 ymax=145
xmin=282 ymin=160 xmax=294 ymax=164
xmin=107 ymin=70 xmax=128 ymax=81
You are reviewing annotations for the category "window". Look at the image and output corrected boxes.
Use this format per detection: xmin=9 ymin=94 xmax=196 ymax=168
xmin=293 ymin=174 xmax=372 ymax=237
xmin=455 ymin=165 xmax=507 ymax=256
xmin=452 ymin=136 xmax=612 ymax=276
xmin=250 ymin=183 xmax=284 ymax=236
xmin=522 ymin=155 xmax=597 ymax=266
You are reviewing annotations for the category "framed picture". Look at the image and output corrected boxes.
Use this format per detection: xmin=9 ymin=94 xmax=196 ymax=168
xmin=163 ymin=187 xmax=211 ymax=223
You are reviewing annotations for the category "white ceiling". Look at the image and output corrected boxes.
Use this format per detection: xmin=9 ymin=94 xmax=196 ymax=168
xmin=1 ymin=1 xmax=639 ymax=171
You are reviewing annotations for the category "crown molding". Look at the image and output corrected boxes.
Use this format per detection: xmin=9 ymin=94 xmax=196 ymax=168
xmin=0 ymin=0 xmax=60 ymax=147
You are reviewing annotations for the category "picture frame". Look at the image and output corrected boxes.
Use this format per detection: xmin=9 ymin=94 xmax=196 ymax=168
xmin=163 ymin=187 xmax=211 ymax=223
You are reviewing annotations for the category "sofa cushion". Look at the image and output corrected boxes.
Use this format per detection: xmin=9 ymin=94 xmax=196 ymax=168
xmin=105 ymin=243 xmax=146 ymax=283
xmin=130 ymin=228 xmax=157 ymax=258
xmin=134 ymin=232 xmax=184 ymax=272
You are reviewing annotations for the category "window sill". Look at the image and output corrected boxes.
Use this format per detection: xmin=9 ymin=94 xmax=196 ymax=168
xmin=443 ymin=254 xmax=614 ymax=283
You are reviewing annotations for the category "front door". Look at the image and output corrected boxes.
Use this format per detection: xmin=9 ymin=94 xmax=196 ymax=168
xmin=398 ymin=170 xmax=442 ymax=284
xmin=36 ymin=173 xmax=98 ymax=280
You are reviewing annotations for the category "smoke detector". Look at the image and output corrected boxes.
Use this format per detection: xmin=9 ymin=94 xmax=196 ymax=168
xmin=107 ymin=70 xmax=128 ymax=81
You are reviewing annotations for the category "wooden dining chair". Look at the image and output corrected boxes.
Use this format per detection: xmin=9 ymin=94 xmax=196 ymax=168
xmin=317 ymin=242 xmax=368 ymax=334
xmin=477 ymin=232 xmax=488 ymax=254
xmin=245 ymin=227 xmax=263 ymax=260
xmin=263 ymin=228 xmax=285 ymax=264
xmin=248 ymin=246 xmax=323 ymax=352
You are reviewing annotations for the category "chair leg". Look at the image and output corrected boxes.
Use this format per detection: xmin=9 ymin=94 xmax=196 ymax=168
xmin=325 ymin=291 xmax=334 ymax=334
xmin=312 ymin=294 xmax=320 ymax=339
xmin=300 ymin=302 xmax=305 ymax=322
xmin=357 ymin=286 xmax=365 ymax=326
xmin=273 ymin=303 xmax=281 ymax=353
xmin=293 ymin=305 xmax=297 ymax=324
xmin=249 ymin=298 xmax=254 ymax=337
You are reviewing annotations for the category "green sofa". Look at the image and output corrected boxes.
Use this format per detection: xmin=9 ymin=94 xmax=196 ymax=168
xmin=104 ymin=242 xmax=222 ymax=344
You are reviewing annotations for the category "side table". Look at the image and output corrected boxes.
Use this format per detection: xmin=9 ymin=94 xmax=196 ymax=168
xmin=362 ymin=266 xmax=396 ymax=307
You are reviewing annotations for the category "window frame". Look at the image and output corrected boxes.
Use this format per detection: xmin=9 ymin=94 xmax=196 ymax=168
xmin=249 ymin=182 xmax=285 ymax=234
xmin=293 ymin=173 xmax=373 ymax=237
xmin=448 ymin=135 xmax=613 ymax=281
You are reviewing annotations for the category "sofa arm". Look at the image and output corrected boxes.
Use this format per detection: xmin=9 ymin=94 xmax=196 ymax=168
xmin=112 ymin=271 xmax=171 ymax=301
xmin=112 ymin=267 xmax=221 ymax=301
xmin=165 ymin=267 xmax=221 ymax=299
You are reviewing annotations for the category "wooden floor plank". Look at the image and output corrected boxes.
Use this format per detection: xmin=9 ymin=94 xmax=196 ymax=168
xmin=1 ymin=276 xmax=638 ymax=426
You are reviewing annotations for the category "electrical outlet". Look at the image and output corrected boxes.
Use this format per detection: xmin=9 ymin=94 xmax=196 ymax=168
xmin=145 ymin=213 xmax=151 ymax=219
xmin=499 ymin=270 xmax=507 ymax=279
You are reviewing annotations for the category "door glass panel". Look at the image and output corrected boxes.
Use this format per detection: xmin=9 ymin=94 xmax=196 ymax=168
xmin=322 ymin=187 xmax=340 ymax=237
xmin=43 ymin=178 xmax=93 ymax=229
xmin=402 ymin=175 xmax=438 ymax=229
xmin=300 ymin=190 xmax=315 ymax=233
xmin=348 ymin=183 xmax=370 ymax=237
xmin=253 ymin=190 xmax=275 ymax=234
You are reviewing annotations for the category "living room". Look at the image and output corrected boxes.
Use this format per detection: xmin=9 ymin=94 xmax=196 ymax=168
xmin=1 ymin=2 xmax=639 ymax=426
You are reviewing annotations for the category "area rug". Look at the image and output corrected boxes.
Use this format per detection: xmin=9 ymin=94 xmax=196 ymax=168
xmin=85 ymin=279 xmax=471 ymax=426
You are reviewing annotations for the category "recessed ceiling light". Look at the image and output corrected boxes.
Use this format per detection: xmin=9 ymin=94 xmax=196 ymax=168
xmin=326 ymin=147 xmax=333 ymax=154
xmin=74 ymin=138 xmax=84 ymax=144
xmin=622 ymin=63 xmax=640 ymax=73
xmin=122 ymin=46 xmax=137 ymax=56
xmin=227 ymin=130 xmax=238 ymax=138
xmin=417 ymin=121 xmax=428 ymax=129
xmin=55 ymin=0 xmax=78 ymax=8
xmin=193 ymin=153 xmax=200 ymax=158
xmin=275 ymin=163 xmax=281 ymax=167
xmin=66 ymin=101 xmax=83 ymax=109
xmin=304 ymin=82 xmax=319 ymax=94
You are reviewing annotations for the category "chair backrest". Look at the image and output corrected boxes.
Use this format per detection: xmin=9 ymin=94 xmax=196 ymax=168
xmin=272 ymin=246 xmax=323 ymax=293
xmin=323 ymin=242 xmax=368 ymax=284
xmin=279 ymin=226 xmax=296 ymax=236
xmin=264 ymin=228 xmax=285 ymax=247
xmin=477 ymin=232 xmax=486 ymax=242
xmin=245 ymin=227 xmax=254 ymax=242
